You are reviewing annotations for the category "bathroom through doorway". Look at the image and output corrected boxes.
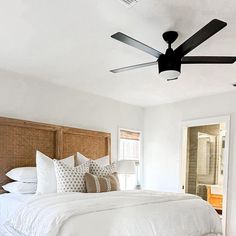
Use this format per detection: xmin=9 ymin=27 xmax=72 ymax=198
xmin=180 ymin=116 xmax=230 ymax=236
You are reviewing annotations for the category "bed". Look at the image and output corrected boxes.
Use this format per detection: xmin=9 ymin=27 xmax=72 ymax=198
xmin=0 ymin=191 xmax=222 ymax=236
xmin=0 ymin=117 xmax=222 ymax=236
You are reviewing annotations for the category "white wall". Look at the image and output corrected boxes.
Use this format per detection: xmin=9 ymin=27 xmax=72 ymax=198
xmin=143 ymin=91 xmax=236 ymax=236
xmin=0 ymin=69 xmax=144 ymax=161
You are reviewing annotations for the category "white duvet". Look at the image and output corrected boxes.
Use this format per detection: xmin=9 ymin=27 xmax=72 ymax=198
xmin=3 ymin=190 xmax=222 ymax=236
xmin=0 ymin=193 xmax=33 ymax=224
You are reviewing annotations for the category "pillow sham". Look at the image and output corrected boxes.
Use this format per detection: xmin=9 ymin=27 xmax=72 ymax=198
xmin=89 ymin=161 xmax=117 ymax=177
xmin=36 ymin=151 xmax=75 ymax=194
xmin=85 ymin=172 xmax=120 ymax=193
xmin=54 ymin=160 xmax=89 ymax=193
xmin=2 ymin=182 xmax=37 ymax=194
xmin=6 ymin=167 xmax=37 ymax=183
xmin=76 ymin=152 xmax=109 ymax=166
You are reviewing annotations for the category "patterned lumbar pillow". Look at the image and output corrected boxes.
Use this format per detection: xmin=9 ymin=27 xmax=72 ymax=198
xmin=85 ymin=172 xmax=120 ymax=193
xmin=89 ymin=161 xmax=117 ymax=177
xmin=54 ymin=160 xmax=89 ymax=193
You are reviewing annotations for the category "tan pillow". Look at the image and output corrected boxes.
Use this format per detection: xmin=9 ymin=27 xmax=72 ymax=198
xmin=85 ymin=172 xmax=120 ymax=193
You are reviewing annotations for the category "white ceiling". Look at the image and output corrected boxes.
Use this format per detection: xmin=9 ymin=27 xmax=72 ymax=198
xmin=0 ymin=0 xmax=236 ymax=107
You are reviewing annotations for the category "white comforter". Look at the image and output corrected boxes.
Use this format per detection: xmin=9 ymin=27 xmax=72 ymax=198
xmin=3 ymin=190 xmax=222 ymax=236
xmin=0 ymin=193 xmax=33 ymax=224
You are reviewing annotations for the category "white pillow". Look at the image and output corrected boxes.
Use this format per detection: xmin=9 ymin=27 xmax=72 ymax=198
xmin=6 ymin=167 xmax=37 ymax=183
xmin=36 ymin=151 xmax=74 ymax=194
xmin=76 ymin=152 xmax=109 ymax=166
xmin=2 ymin=182 xmax=37 ymax=194
xmin=54 ymin=160 xmax=89 ymax=193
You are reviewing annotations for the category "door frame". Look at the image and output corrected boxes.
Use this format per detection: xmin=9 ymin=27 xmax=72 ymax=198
xmin=180 ymin=115 xmax=231 ymax=236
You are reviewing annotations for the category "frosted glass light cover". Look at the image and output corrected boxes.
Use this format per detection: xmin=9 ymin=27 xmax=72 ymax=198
xmin=159 ymin=70 xmax=180 ymax=80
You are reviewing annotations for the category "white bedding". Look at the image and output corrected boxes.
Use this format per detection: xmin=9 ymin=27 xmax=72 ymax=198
xmin=0 ymin=193 xmax=33 ymax=225
xmin=1 ymin=190 xmax=222 ymax=236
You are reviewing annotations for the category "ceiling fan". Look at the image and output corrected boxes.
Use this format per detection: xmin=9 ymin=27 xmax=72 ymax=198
xmin=110 ymin=19 xmax=236 ymax=81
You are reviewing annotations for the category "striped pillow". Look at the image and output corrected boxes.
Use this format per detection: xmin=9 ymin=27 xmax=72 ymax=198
xmin=85 ymin=172 xmax=120 ymax=193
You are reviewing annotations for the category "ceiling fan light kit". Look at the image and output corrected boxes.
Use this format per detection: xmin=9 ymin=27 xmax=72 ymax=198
xmin=159 ymin=70 xmax=180 ymax=81
xmin=110 ymin=19 xmax=236 ymax=81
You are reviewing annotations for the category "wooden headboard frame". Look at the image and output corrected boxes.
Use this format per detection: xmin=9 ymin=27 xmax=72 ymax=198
xmin=0 ymin=117 xmax=111 ymax=193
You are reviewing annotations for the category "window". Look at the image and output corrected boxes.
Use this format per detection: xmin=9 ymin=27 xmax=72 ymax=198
xmin=119 ymin=129 xmax=141 ymax=161
xmin=118 ymin=129 xmax=141 ymax=190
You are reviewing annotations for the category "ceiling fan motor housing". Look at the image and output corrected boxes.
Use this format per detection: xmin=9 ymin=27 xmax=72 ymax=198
xmin=158 ymin=49 xmax=181 ymax=75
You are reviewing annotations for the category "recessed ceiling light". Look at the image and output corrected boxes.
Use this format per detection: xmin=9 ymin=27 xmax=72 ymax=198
xmin=233 ymin=82 xmax=236 ymax=87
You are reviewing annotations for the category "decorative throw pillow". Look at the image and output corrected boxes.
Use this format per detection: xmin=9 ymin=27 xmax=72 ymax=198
xmin=54 ymin=160 xmax=89 ymax=193
xmin=89 ymin=161 xmax=117 ymax=177
xmin=85 ymin=172 xmax=120 ymax=193
xmin=76 ymin=152 xmax=109 ymax=166
xmin=36 ymin=151 xmax=75 ymax=194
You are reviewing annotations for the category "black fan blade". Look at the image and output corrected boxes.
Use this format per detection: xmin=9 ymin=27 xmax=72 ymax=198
xmin=175 ymin=19 xmax=227 ymax=57
xmin=110 ymin=61 xmax=157 ymax=73
xmin=182 ymin=56 xmax=236 ymax=64
xmin=167 ymin=78 xmax=178 ymax=81
xmin=111 ymin=32 xmax=162 ymax=58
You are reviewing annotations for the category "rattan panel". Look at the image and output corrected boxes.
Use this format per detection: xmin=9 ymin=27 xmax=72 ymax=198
xmin=63 ymin=132 xmax=109 ymax=160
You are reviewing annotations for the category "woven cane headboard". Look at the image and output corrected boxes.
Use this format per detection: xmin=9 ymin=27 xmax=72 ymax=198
xmin=0 ymin=117 xmax=111 ymax=193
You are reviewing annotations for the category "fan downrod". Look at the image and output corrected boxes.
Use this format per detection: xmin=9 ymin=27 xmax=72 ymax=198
xmin=162 ymin=31 xmax=178 ymax=46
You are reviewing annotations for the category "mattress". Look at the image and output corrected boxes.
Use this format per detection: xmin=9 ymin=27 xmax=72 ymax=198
xmin=2 ymin=190 xmax=223 ymax=236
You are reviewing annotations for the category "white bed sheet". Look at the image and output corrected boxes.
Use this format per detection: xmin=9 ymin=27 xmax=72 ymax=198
xmin=0 ymin=193 xmax=33 ymax=225
xmin=4 ymin=190 xmax=222 ymax=236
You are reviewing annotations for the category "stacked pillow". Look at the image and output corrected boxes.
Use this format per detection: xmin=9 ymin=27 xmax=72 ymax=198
xmin=3 ymin=151 xmax=120 ymax=194
xmin=3 ymin=167 xmax=37 ymax=194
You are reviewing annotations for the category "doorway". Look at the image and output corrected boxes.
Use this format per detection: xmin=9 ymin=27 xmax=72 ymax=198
xmin=180 ymin=116 xmax=230 ymax=236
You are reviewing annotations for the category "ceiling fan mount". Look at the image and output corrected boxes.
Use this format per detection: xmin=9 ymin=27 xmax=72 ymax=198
xmin=162 ymin=31 xmax=178 ymax=47
xmin=110 ymin=19 xmax=236 ymax=81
